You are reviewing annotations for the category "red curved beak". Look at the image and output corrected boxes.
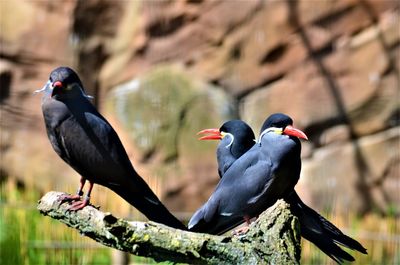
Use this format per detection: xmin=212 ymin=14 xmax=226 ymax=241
xmin=283 ymin=125 xmax=308 ymax=140
xmin=197 ymin=128 xmax=222 ymax=140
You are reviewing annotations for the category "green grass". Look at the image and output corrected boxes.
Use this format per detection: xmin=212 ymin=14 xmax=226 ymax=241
xmin=1 ymin=178 xmax=399 ymax=265
xmin=0 ymin=179 xmax=111 ymax=265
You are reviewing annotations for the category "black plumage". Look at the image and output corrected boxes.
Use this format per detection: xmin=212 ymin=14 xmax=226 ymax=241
xmin=189 ymin=114 xmax=306 ymax=234
xmin=192 ymin=116 xmax=367 ymax=263
xmin=198 ymin=120 xmax=255 ymax=178
xmin=287 ymin=191 xmax=367 ymax=263
xmin=36 ymin=67 xmax=186 ymax=230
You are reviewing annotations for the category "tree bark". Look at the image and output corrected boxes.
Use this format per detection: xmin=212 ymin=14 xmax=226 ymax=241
xmin=37 ymin=191 xmax=301 ymax=264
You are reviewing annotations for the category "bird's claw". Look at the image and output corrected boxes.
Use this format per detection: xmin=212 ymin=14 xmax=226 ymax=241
xmin=58 ymin=194 xmax=90 ymax=211
xmin=232 ymin=226 xmax=250 ymax=236
xmin=68 ymin=200 xmax=89 ymax=211
xmin=59 ymin=194 xmax=81 ymax=203
xmin=66 ymin=195 xmax=90 ymax=211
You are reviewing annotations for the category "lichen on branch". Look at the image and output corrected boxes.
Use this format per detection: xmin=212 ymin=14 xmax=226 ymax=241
xmin=37 ymin=191 xmax=301 ymax=265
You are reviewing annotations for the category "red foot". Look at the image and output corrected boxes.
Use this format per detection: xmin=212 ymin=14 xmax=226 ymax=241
xmin=68 ymin=199 xmax=89 ymax=211
xmin=59 ymin=194 xmax=81 ymax=203
xmin=232 ymin=225 xmax=250 ymax=236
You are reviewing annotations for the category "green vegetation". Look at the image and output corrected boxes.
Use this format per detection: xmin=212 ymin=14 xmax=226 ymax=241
xmin=0 ymin=179 xmax=111 ymax=265
xmin=1 ymin=178 xmax=399 ymax=264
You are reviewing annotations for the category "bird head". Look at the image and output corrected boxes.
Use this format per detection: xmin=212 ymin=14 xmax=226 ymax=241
xmin=258 ymin=113 xmax=308 ymax=143
xmin=197 ymin=120 xmax=255 ymax=157
xmin=35 ymin=67 xmax=93 ymax=99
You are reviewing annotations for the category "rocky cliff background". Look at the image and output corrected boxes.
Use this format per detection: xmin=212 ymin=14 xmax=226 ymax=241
xmin=1 ymin=0 xmax=399 ymax=219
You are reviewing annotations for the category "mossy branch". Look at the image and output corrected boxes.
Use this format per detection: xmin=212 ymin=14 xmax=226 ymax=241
xmin=37 ymin=191 xmax=301 ymax=265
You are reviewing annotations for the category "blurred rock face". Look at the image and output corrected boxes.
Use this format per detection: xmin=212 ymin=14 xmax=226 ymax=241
xmin=0 ymin=0 xmax=398 ymax=214
xmin=106 ymin=66 xmax=235 ymax=210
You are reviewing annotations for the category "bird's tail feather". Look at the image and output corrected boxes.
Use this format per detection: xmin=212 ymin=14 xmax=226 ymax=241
xmin=111 ymin=185 xmax=187 ymax=230
xmin=287 ymin=192 xmax=367 ymax=264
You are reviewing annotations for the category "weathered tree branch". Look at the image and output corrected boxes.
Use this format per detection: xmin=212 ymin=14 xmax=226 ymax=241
xmin=37 ymin=191 xmax=301 ymax=264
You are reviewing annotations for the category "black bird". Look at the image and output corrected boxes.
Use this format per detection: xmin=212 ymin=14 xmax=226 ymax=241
xmin=197 ymin=120 xmax=255 ymax=178
xmin=195 ymin=116 xmax=367 ymax=263
xmin=35 ymin=66 xmax=186 ymax=230
xmin=188 ymin=113 xmax=307 ymax=235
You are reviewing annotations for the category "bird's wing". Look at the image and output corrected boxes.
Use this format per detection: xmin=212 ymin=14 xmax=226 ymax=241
xmin=83 ymin=112 xmax=177 ymax=204
xmin=188 ymin=194 xmax=244 ymax=235
xmin=46 ymin=123 xmax=71 ymax=164
xmin=45 ymin=105 xmax=126 ymax=185
xmin=188 ymin=185 xmax=223 ymax=228
xmin=42 ymin=101 xmax=74 ymax=165
xmin=217 ymin=148 xmax=274 ymax=212
xmin=189 ymin=148 xmax=274 ymax=234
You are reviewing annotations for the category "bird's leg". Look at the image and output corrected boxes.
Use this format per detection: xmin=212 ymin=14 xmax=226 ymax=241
xmin=69 ymin=181 xmax=94 ymax=211
xmin=59 ymin=178 xmax=86 ymax=202
xmin=232 ymin=215 xmax=252 ymax=236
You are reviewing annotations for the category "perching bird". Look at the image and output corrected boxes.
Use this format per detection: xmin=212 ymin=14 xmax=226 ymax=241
xmin=195 ymin=116 xmax=367 ymax=263
xmin=189 ymin=113 xmax=307 ymax=235
xmin=197 ymin=120 xmax=255 ymax=178
xmin=35 ymin=66 xmax=186 ymax=230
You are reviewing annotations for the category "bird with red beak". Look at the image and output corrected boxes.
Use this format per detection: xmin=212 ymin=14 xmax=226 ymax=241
xmin=189 ymin=113 xmax=307 ymax=235
xmin=34 ymin=67 xmax=186 ymax=230
xmin=194 ymin=115 xmax=367 ymax=263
